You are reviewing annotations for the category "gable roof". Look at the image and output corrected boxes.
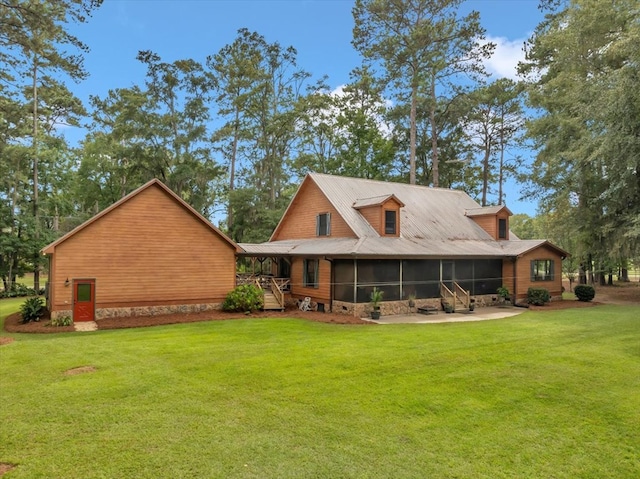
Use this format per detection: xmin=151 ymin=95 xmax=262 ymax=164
xmin=244 ymin=173 xmax=568 ymax=259
xmin=465 ymin=205 xmax=513 ymax=217
xmin=304 ymin=173 xmax=492 ymax=241
xmin=42 ymin=179 xmax=240 ymax=254
xmin=352 ymin=194 xmax=405 ymax=209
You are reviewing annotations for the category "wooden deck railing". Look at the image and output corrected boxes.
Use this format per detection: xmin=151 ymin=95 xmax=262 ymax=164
xmin=453 ymin=282 xmax=470 ymax=309
xmin=236 ymin=274 xmax=289 ymax=309
xmin=270 ymin=277 xmax=285 ymax=309
xmin=440 ymin=283 xmax=456 ymax=309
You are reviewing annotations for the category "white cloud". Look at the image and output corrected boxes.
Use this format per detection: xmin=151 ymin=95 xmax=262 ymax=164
xmin=484 ymin=35 xmax=528 ymax=80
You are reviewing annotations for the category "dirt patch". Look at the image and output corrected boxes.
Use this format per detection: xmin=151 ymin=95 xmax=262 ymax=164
xmin=64 ymin=366 xmax=97 ymax=375
xmin=0 ymin=337 xmax=14 ymax=346
xmin=0 ymin=463 xmax=16 ymax=476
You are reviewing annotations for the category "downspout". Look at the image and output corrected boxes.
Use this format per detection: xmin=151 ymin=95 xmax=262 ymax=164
xmin=324 ymin=256 xmax=333 ymax=313
xmin=513 ymin=257 xmax=518 ymax=303
xmin=353 ymin=257 xmax=358 ymax=318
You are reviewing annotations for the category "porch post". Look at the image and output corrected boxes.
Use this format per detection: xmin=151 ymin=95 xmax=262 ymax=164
xmin=353 ymin=258 xmax=358 ymax=317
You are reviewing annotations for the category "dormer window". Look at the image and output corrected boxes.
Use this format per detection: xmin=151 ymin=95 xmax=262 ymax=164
xmin=498 ymin=218 xmax=507 ymax=239
xmin=385 ymin=210 xmax=396 ymax=235
xmin=316 ymin=213 xmax=330 ymax=236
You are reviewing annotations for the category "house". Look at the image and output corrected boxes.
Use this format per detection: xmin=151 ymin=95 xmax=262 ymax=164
xmin=42 ymin=179 xmax=240 ymax=322
xmin=239 ymin=173 xmax=567 ymax=316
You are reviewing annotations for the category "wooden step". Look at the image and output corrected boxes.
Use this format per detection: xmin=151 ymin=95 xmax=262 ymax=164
xmin=263 ymin=292 xmax=284 ymax=311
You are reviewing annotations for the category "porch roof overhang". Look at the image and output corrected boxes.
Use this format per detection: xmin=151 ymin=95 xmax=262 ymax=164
xmin=239 ymin=237 xmax=562 ymax=259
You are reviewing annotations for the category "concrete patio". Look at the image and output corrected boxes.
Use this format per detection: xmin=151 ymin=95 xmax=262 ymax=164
xmin=363 ymin=306 xmax=525 ymax=324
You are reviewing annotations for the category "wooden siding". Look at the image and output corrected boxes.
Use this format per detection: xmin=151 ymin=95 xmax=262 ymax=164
xmin=48 ymin=185 xmax=236 ymax=312
xmin=382 ymin=199 xmax=401 ymax=237
xmin=356 ymin=199 xmax=402 ymax=237
xmin=358 ymin=206 xmax=381 ymax=233
xmin=271 ymin=180 xmax=356 ymax=240
xmin=502 ymin=259 xmax=516 ymax=299
xmin=514 ymin=246 xmax=564 ymax=299
xmin=289 ymin=257 xmax=331 ymax=303
xmin=469 ymin=212 xmax=510 ymax=240
xmin=497 ymin=212 xmax=510 ymax=240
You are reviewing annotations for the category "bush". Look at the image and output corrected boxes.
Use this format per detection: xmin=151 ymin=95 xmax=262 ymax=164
xmin=20 ymin=297 xmax=44 ymax=323
xmin=527 ymin=287 xmax=550 ymax=306
xmin=574 ymin=284 xmax=596 ymax=302
xmin=50 ymin=315 xmax=73 ymax=327
xmin=0 ymin=283 xmax=42 ymax=299
xmin=497 ymin=286 xmax=510 ymax=299
xmin=222 ymin=284 xmax=264 ymax=312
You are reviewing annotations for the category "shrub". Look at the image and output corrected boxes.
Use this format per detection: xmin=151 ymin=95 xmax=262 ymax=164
xmin=574 ymin=284 xmax=596 ymax=302
xmin=0 ymin=282 xmax=44 ymax=299
xmin=527 ymin=287 xmax=550 ymax=306
xmin=497 ymin=286 xmax=510 ymax=299
xmin=222 ymin=284 xmax=264 ymax=312
xmin=20 ymin=297 xmax=44 ymax=323
xmin=50 ymin=315 xmax=73 ymax=327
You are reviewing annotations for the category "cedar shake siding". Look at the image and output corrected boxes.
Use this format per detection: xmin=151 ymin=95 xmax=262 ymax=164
xmin=43 ymin=180 xmax=239 ymax=319
xmin=271 ymin=178 xmax=356 ymax=240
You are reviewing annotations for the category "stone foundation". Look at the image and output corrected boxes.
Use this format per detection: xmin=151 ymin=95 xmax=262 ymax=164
xmin=51 ymin=303 xmax=222 ymax=321
xmin=332 ymin=294 xmax=504 ymax=318
xmin=51 ymin=310 xmax=72 ymax=320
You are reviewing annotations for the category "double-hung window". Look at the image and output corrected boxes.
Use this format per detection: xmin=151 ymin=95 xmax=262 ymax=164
xmin=498 ymin=218 xmax=507 ymax=239
xmin=303 ymin=259 xmax=319 ymax=288
xmin=316 ymin=213 xmax=330 ymax=236
xmin=531 ymin=259 xmax=554 ymax=281
xmin=384 ymin=210 xmax=396 ymax=235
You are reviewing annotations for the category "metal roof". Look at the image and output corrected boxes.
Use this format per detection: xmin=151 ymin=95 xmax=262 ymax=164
xmin=239 ymin=237 xmax=560 ymax=258
xmin=241 ymin=174 xmax=567 ymax=258
xmin=465 ymin=205 xmax=513 ymax=216
xmin=310 ymin=173 xmax=492 ymax=241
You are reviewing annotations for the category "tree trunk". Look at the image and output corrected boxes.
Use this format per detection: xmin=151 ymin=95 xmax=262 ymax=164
xmin=481 ymin=139 xmax=490 ymax=206
xmin=227 ymin=108 xmax=240 ymax=230
xmin=429 ymin=76 xmax=439 ymax=187
xmin=579 ymin=263 xmax=587 ymax=284
xmin=409 ymin=81 xmax=417 ymax=185
xmin=32 ymin=58 xmax=40 ymax=293
xmin=620 ymin=267 xmax=630 ymax=282
xmin=498 ymin=114 xmax=505 ymax=205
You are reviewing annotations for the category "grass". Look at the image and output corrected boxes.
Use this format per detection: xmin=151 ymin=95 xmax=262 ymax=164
xmin=1 ymin=302 xmax=639 ymax=478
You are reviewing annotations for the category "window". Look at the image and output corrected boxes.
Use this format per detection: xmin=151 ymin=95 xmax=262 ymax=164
xmin=498 ymin=218 xmax=507 ymax=239
xmin=531 ymin=259 xmax=554 ymax=281
xmin=316 ymin=213 xmax=330 ymax=236
xmin=384 ymin=210 xmax=396 ymax=235
xmin=303 ymin=259 xmax=319 ymax=288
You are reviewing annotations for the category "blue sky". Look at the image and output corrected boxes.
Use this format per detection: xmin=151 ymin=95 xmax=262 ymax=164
xmin=67 ymin=0 xmax=544 ymax=214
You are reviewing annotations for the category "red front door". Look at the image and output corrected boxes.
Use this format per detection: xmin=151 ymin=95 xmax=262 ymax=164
xmin=73 ymin=279 xmax=95 ymax=322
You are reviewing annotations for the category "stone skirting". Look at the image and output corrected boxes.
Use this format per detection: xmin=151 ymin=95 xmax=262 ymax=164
xmin=51 ymin=303 xmax=222 ymax=321
xmin=332 ymin=294 xmax=505 ymax=318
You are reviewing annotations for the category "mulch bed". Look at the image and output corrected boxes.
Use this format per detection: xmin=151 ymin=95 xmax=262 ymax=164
xmin=3 ymin=282 xmax=638 ymax=336
xmin=2 ymin=306 xmax=371 ymax=335
xmin=527 ymin=300 xmax=602 ymax=311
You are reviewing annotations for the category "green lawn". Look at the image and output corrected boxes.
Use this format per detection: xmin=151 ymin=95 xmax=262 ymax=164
xmin=1 ymin=303 xmax=639 ymax=478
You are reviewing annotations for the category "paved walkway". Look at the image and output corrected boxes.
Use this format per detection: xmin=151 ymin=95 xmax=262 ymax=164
xmin=363 ymin=306 xmax=524 ymax=324
xmin=74 ymin=321 xmax=98 ymax=332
